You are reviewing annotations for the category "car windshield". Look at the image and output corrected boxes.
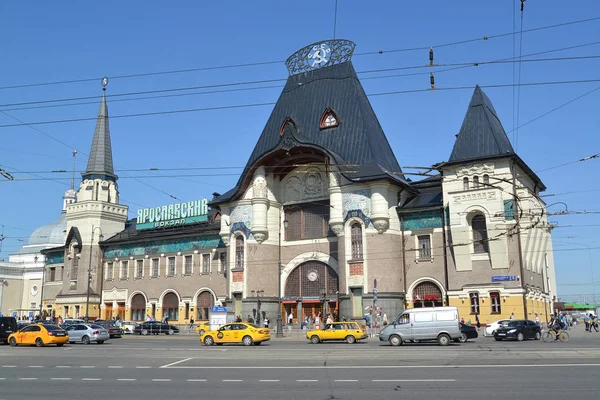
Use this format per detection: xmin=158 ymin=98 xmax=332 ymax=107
xmin=43 ymin=324 xmax=63 ymax=331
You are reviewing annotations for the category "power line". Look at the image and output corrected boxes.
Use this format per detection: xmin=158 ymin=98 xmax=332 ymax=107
xmin=2 ymin=15 xmax=597 ymax=91
xmin=2 ymin=79 xmax=600 ymax=129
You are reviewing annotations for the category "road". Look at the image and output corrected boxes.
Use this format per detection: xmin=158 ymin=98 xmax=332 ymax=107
xmin=1 ymin=329 xmax=599 ymax=400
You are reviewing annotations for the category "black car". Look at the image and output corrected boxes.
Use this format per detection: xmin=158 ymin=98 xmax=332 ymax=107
xmin=455 ymin=323 xmax=478 ymax=343
xmin=494 ymin=319 xmax=541 ymax=341
xmin=92 ymin=320 xmax=123 ymax=338
xmin=0 ymin=317 xmax=18 ymax=344
xmin=133 ymin=321 xmax=179 ymax=335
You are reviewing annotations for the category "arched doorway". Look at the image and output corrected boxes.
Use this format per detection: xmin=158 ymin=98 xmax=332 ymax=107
xmin=162 ymin=292 xmax=179 ymax=321
xmin=284 ymin=261 xmax=339 ymax=322
xmin=412 ymin=281 xmax=444 ymax=308
xmin=196 ymin=291 xmax=214 ymax=321
xmin=130 ymin=293 xmax=146 ymax=321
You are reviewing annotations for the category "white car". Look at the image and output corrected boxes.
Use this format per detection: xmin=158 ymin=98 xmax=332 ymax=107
xmin=484 ymin=319 xmax=511 ymax=336
xmin=120 ymin=321 xmax=137 ymax=334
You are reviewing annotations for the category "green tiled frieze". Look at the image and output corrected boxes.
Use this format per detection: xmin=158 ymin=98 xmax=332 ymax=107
xmin=46 ymin=252 xmax=64 ymax=265
xmin=103 ymin=235 xmax=223 ymax=259
xmin=402 ymin=209 xmax=443 ymax=231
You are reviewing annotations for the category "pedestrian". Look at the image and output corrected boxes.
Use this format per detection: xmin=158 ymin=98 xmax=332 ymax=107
xmin=475 ymin=313 xmax=481 ymax=330
xmin=510 ymin=312 xmax=515 ymax=320
xmin=264 ymin=316 xmax=269 ymax=329
xmin=584 ymin=314 xmax=590 ymax=331
xmin=247 ymin=314 xmax=254 ymax=324
xmin=189 ymin=317 xmax=195 ymax=329
xmin=535 ymin=313 xmax=540 ymax=326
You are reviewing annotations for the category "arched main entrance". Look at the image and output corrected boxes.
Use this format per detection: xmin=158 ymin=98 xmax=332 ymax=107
xmin=284 ymin=261 xmax=339 ymax=322
xmin=130 ymin=293 xmax=146 ymax=321
xmin=162 ymin=292 xmax=179 ymax=321
xmin=412 ymin=281 xmax=444 ymax=308
xmin=196 ymin=291 xmax=214 ymax=321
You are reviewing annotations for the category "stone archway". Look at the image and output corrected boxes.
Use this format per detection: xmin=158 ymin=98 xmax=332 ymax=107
xmin=196 ymin=291 xmax=214 ymax=321
xmin=130 ymin=293 xmax=146 ymax=321
xmin=412 ymin=281 xmax=444 ymax=308
xmin=162 ymin=292 xmax=179 ymax=321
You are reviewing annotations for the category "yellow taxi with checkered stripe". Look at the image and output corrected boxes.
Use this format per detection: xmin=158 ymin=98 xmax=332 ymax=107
xmin=200 ymin=322 xmax=270 ymax=346
xmin=307 ymin=322 xmax=368 ymax=344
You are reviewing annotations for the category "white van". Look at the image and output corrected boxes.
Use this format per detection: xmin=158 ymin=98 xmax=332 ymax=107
xmin=379 ymin=306 xmax=461 ymax=346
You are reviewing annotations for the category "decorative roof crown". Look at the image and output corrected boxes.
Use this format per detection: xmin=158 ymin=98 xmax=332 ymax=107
xmin=285 ymin=39 xmax=355 ymax=75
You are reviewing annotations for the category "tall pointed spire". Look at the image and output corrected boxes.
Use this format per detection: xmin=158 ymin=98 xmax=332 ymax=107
xmin=82 ymin=77 xmax=117 ymax=182
xmin=448 ymin=85 xmax=515 ymax=164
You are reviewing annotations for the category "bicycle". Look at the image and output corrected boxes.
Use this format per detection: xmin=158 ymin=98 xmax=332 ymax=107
xmin=542 ymin=326 xmax=570 ymax=343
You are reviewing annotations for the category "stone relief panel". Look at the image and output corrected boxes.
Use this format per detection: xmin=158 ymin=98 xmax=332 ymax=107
xmin=284 ymin=167 xmax=326 ymax=202
xmin=452 ymin=191 xmax=497 ymax=204
xmin=455 ymin=162 xmax=495 ymax=178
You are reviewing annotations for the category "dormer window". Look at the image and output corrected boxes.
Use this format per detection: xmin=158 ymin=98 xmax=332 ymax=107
xmin=280 ymin=117 xmax=296 ymax=136
xmin=320 ymin=108 xmax=339 ymax=129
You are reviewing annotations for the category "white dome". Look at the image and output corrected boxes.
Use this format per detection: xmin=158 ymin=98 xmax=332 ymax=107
xmin=28 ymin=213 xmax=67 ymax=245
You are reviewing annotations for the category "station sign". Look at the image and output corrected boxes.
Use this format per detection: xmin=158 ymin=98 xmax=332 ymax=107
xmin=136 ymin=199 xmax=209 ymax=230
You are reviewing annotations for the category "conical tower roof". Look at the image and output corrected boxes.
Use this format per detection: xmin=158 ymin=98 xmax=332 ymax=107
xmin=82 ymin=83 xmax=117 ymax=182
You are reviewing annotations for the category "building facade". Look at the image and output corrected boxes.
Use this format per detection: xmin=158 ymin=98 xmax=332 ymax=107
xmin=40 ymin=40 xmax=556 ymax=327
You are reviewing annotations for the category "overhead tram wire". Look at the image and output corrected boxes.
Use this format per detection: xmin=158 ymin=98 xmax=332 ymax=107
xmin=0 ymin=15 xmax=598 ymax=91
xmin=3 ymin=50 xmax=600 ymax=110
xmin=2 ymin=78 xmax=600 ymax=129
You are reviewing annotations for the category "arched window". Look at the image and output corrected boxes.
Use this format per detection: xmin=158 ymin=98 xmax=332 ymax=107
xmin=473 ymin=176 xmax=480 ymax=189
xmin=472 ymin=214 xmax=489 ymax=254
xmin=319 ymin=109 xmax=339 ymax=129
xmin=483 ymin=174 xmax=490 ymax=186
xmin=279 ymin=117 xmax=296 ymax=136
xmin=130 ymin=294 xmax=146 ymax=321
xmin=162 ymin=292 xmax=179 ymax=321
xmin=463 ymin=177 xmax=469 ymax=191
xmin=351 ymin=223 xmax=363 ymax=260
xmin=235 ymin=236 xmax=244 ymax=269
xmin=196 ymin=291 xmax=214 ymax=320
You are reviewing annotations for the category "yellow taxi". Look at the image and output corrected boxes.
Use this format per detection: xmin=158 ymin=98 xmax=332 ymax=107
xmin=195 ymin=321 xmax=211 ymax=336
xmin=200 ymin=322 xmax=270 ymax=346
xmin=307 ymin=322 xmax=368 ymax=344
xmin=9 ymin=323 xmax=69 ymax=347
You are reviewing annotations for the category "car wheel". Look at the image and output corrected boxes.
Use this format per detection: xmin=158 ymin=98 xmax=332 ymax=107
xmin=82 ymin=336 xmax=91 ymax=345
xmin=346 ymin=335 xmax=356 ymax=344
xmin=517 ymin=332 xmax=524 ymax=342
xmin=534 ymin=331 xmax=541 ymax=340
xmin=459 ymin=332 xmax=468 ymax=343
xmin=168 ymin=329 xmax=175 ymax=335
xmin=57 ymin=343 xmax=64 ymax=347
xmin=204 ymin=336 xmax=214 ymax=346
xmin=492 ymin=330 xmax=496 ymax=336
xmin=495 ymin=338 xmax=503 ymax=341
xmin=199 ymin=329 xmax=205 ymax=336
xmin=35 ymin=338 xmax=44 ymax=347
xmin=437 ymin=334 xmax=450 ymax=346
xmin=389 ymin=335 xmax=402 ymax=346
xmin=242 ymin=335 xmax=253 ymax=346
xmin=9 ymin=337 xmax=17 ymax=347
xmin=97 ymin=340 xmax=104 ymax=344
xmin=310 ymin=335 xmax=320 ymax=344
xmin=141 ymin=329 xmax=149 ymax=336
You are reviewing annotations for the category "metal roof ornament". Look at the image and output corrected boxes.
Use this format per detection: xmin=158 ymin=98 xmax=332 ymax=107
xmin=286 ymin=39 xmax=356 ymax=75
xmin=101 ymin=76 xmax=109 ymax=90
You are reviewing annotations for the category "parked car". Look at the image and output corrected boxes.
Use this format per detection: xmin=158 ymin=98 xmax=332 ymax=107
xmin=484 ymin=319 xmax=511 ymax=336
xmin=65 ymin=324 xmax=110 ymax=344
xmin=92 ymin=320 xmax=123 ymax=338
xmin=306 ymin=322 xmax=368 ymax=344
xmin=494 ymin=320 xmax=541 ymax=341
xmin=133 ymin=321 xmax=179 ymax=335
xmin=60 ymin=319 xmax=86 ymax=330
xmin=120 ymin=321 xmax=137 ymax=334
xmin=200 ymin=322 xmax=270 ymax=346
xmin=0 ymin=317 xmax=18 ymax=345
xmin=455 ymin=323 xmax=478 ymax=343
xmin=8 ymin=323 xmax=68 ymax=347
xmin=379 ymin=306 xmax=461 ymax=346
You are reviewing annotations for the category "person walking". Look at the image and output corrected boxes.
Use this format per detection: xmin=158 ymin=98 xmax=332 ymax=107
xmin=189 ymin=317 xmax=195 ymax=329
xmin=535 ymin=313 xmax=540 ymax=326
xmin=264 ymin=316 xmax=269 ymax=329
xmin=510 ymin=312 xmax=515 ymax=320
xmin=584 ymin=314 xmax=590 ymax=331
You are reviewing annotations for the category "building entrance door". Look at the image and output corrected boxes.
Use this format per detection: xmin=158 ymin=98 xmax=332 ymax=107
xmin=104 ymin=305 xmax=113 ymax=319
xmin=117 ymin=303 xmax=126 ymax=320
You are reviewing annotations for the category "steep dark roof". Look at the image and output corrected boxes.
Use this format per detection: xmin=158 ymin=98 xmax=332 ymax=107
xmin=83 ymin=91 xmax=117 ymax=182
xmin=213 ymin=61 xmax=407 ymax=204
xmin=399 ymin=176 xmax=443 ymax=210
xmin=448 ymin=85 xmax=515 ymax=164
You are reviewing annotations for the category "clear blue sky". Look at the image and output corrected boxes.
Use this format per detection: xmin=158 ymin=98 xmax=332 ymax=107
xmin=1 ymin=1 xmax=599 ymax=301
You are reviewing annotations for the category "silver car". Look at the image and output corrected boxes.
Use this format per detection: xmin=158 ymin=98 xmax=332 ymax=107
xmin=65 ymin=323 xmax=110 ymax=344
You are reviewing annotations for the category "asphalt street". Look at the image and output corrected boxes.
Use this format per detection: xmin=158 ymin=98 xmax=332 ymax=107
xmin=1 ymin=328 xmax=599 ymax=400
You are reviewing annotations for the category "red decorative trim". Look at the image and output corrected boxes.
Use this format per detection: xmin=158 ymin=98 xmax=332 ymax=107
xmin=319 ymin=108 xmax=339 ymax=129
xmin=280 ymin=117 xmax=296 ymax=136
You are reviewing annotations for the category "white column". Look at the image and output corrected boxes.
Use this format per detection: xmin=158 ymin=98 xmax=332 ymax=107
xmin=370 ymin=183 xmax=390 ymax=234
xmin=251 ymin=166 xmax=269 ymax=244
xmin=328 ymin=172 xmax=344 ymax=236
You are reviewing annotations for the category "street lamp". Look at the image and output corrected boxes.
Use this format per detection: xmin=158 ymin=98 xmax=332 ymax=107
xmin=250 ymin=289 xmax=264 ymax=325
xmin=85 ymin=226 xmax=104 ymax=322
xmin=276 ymin=212 xmax=289 ymax=338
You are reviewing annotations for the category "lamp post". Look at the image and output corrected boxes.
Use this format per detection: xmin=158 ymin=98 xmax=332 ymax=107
xmin=251 ymin=289 xmax=264 ymax=325
xmin=276 ymin=212 xmax=289 ymax=338
xmin=36 ymin=256 xmax=45 ymax=320
xmin=85 ymin=226 xmax=104 ymax=322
